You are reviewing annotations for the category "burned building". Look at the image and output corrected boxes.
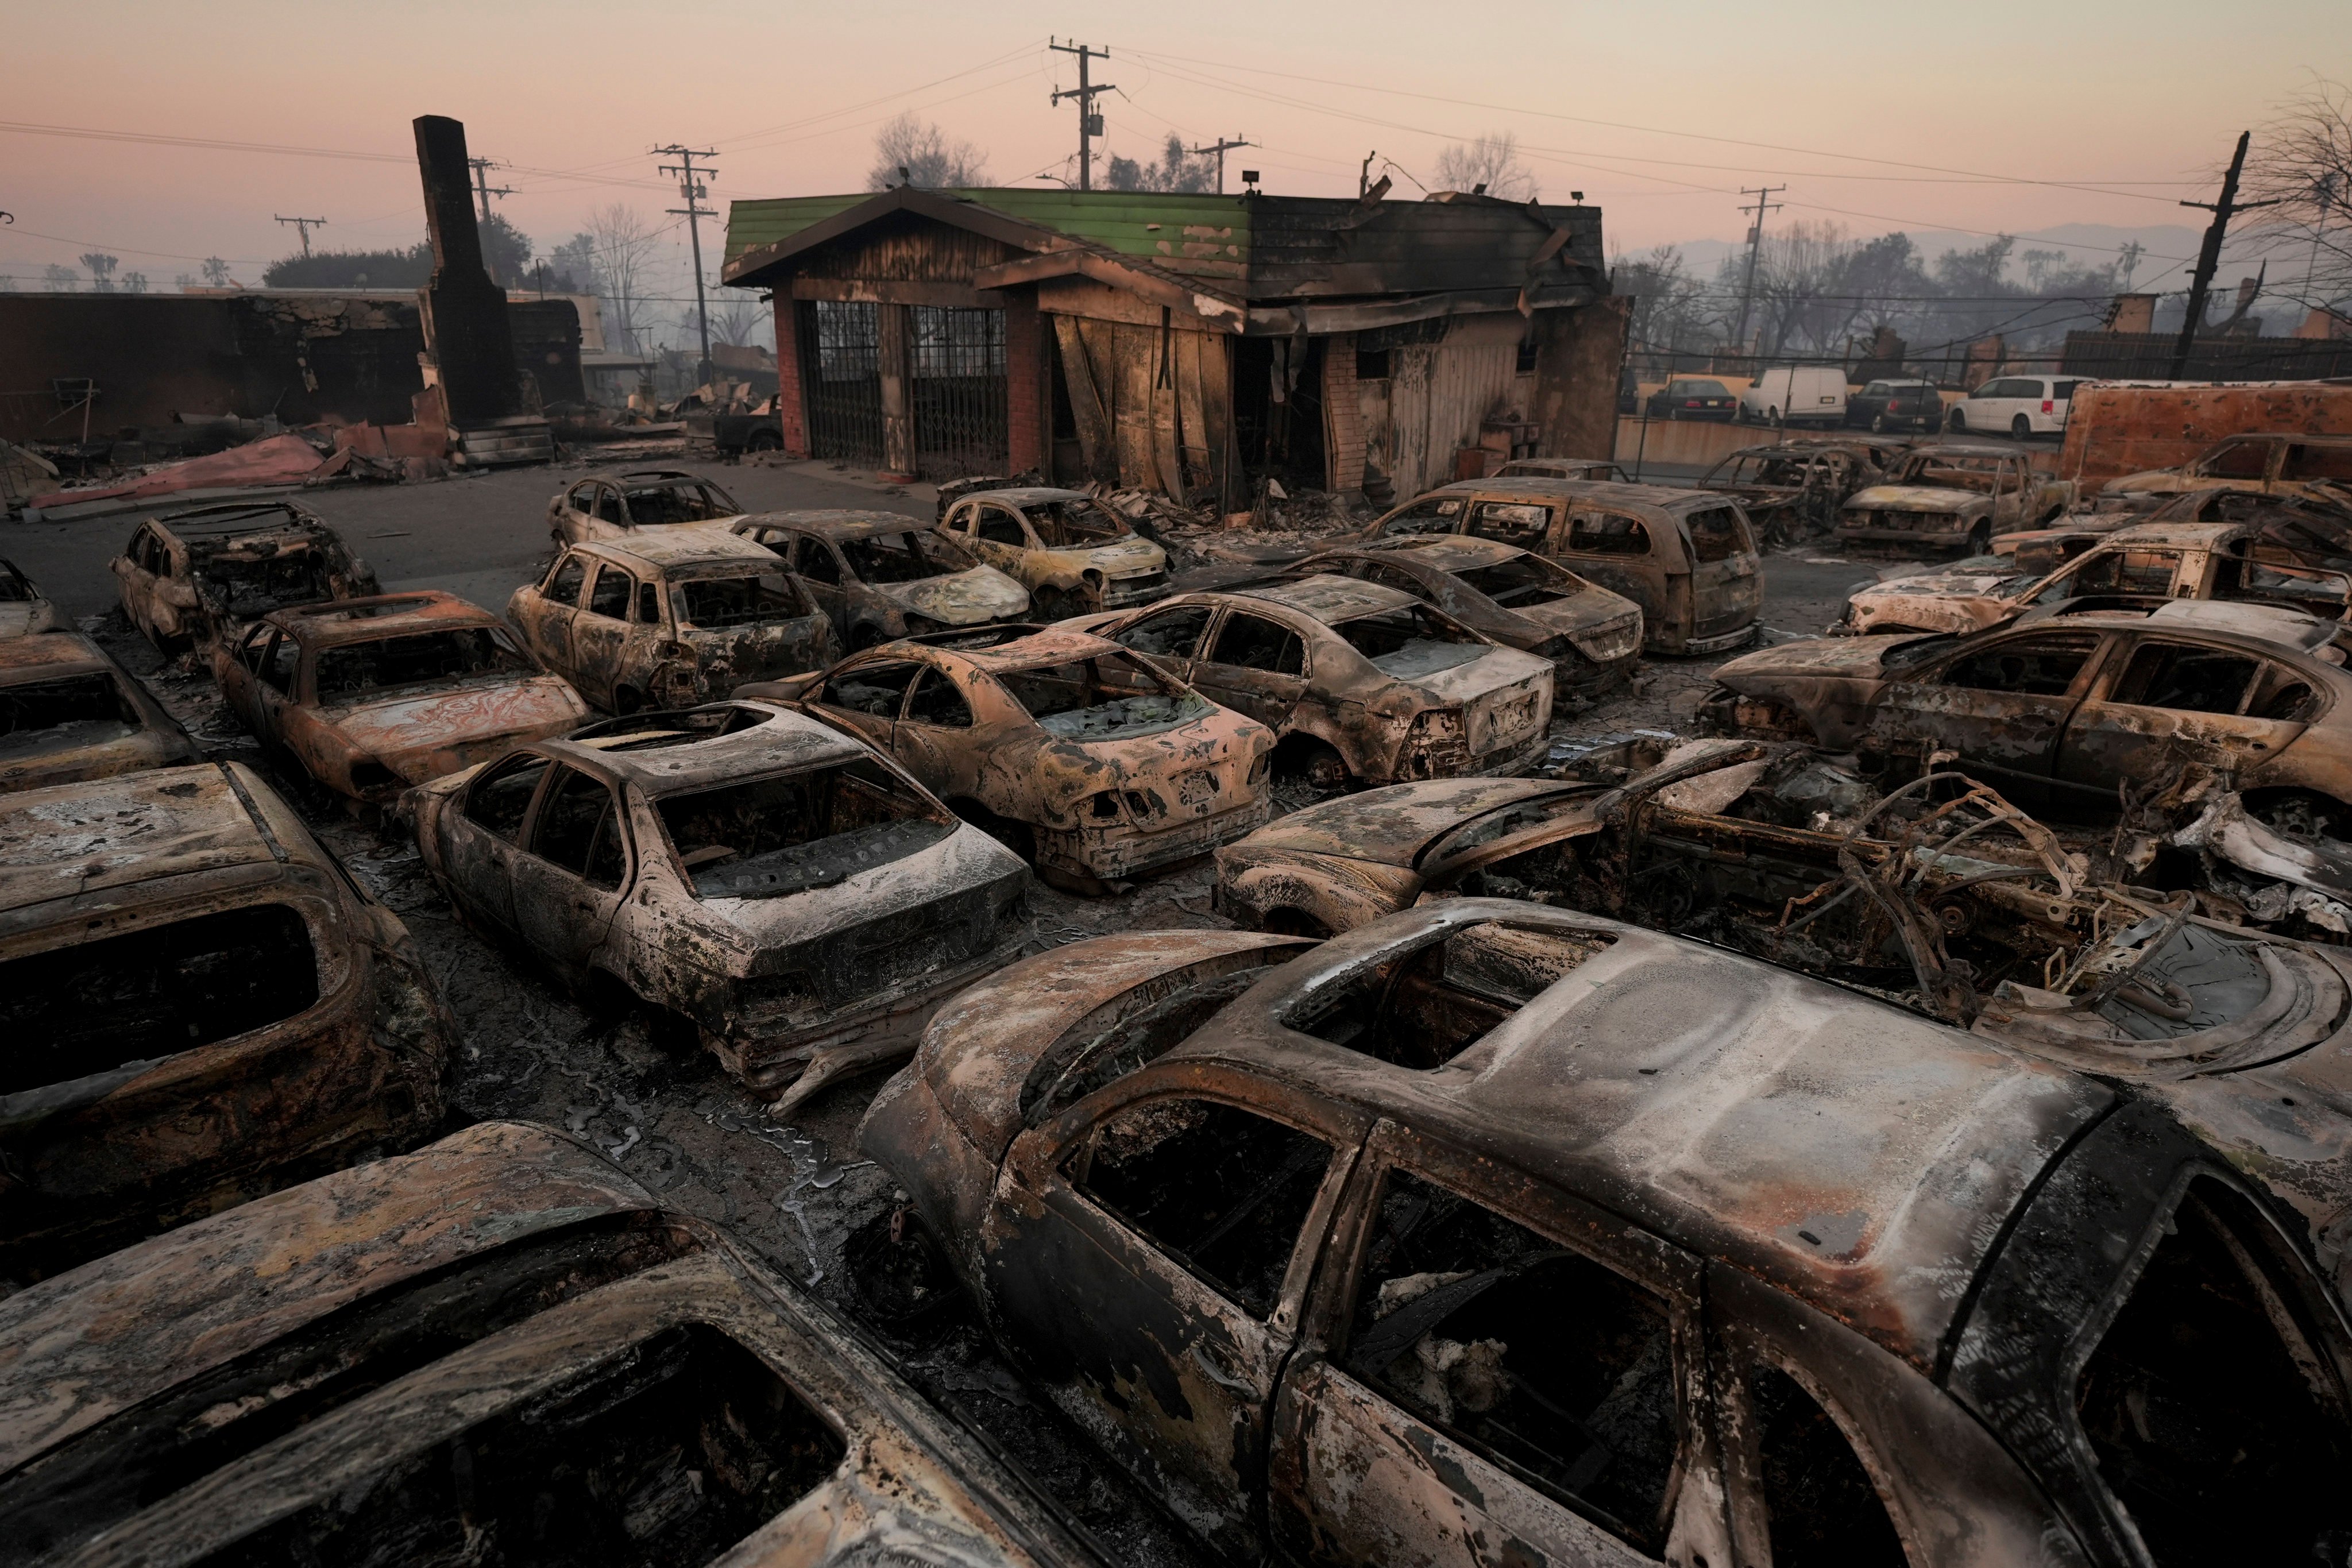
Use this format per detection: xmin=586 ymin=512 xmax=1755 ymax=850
xmin=720 ymin=186 xmax=1625 ymax=506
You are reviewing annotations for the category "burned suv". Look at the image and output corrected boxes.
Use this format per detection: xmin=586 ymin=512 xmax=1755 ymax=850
xmin=113 ymin=500 xmax=380 ymax=652
xmin=864 ymin=899 xmax=2352 ymax=1566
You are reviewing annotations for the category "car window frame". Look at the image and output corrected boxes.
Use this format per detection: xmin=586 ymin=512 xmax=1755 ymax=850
xmin=1923 ymin=627 xmax=2111 ymax=699
xmin=1202 ymin=607 xmax=1310 ymax=679
xmin=460 ymin=748 xmax=558 ymax=845
xmin=524 ymin=760 xmax=634 ymax=890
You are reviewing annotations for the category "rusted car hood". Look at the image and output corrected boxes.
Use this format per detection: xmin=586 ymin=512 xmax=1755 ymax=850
xmin=1520 ymin=594 xmax=1644 ymax=662
xmin=1847 ymin=564 xmax=2032 ymax=633
xmin=1845 ymin=484 xmax=1994 ymax=515
xmin=1039 ymin=536 xmax=1164 ymax=577
xmin=320 ymin=675 xmax=589 ymax=782
xmin=0 ymin=723 xmax=198 ymax=795
xmin=1714 ymin=633 xmax=1932 ymax=686
xmin=878 ymin=568 xmax=1030 ymax=625
xmin=1235 ymin=777 xmax=1577 ymax=866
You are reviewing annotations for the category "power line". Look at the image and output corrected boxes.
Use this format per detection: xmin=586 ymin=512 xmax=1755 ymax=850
xmin=272 ymin=215 xmax=327 ymax=258
xmin=1049 ymin=38 xmax=1115 ymax=191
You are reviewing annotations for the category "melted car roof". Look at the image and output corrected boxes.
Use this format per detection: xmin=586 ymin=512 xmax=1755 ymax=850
xmin=271 ymin=591 xmax=502 ymax=646
xmin=550 ymin=700 xmax=867 ymax=792
xmin=1235 ymin=573 xmax=1423 ymax=624
xmin=0 ymin=762 xmax=298 ymax=914
xmin=575 ymin=531 xmax=787 ymax=573
xmin=740 ymin=509 xmax=929 ymax=539
xmin=0 ymin=629 xmax=113 ymax=682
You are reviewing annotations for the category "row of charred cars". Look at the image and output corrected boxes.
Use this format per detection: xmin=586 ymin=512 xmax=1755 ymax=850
xmin=7 ymin=456 xmax=2352 ymax=1566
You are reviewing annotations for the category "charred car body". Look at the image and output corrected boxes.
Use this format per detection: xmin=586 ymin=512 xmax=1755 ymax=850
xmin=1836 ymin=443 xmax=2073 ymax=555
xmin=863 ymin=898 xmax=2352 ymax=1565
xmin=2101 ymin=432 xmax=2352 ymax=508
xmin=1841 ymin=519 xmax=2352 ymax=636
xmin=1492 ymin=457 xmax=1628 ymax=482
xmin=1365 ymin=477 xmax=1762 ymax=655
xmin=0 ymin=559 xmax=60 ymax=637
xmin=213 ymin=591 xmax=589 ymax=806
xmin=0 ymin=1119 xmax=1094 ymax=1568
xmin=1075 ymin=577 xmax=1554 ymax=788
xmin=411 ymin=700 xmax=1030 ymax=1104
xmin=1694 ymin=441 xmax=1887 ymax=546
xmin=0 ymin=760 xmax=452 ymax=1280
xmin=747 ymin=627 xmax=1273 ymax=891
xmin=937 ymin=486 xmax=1171 ymax=616
xmin=508 ymin=531 xmax=833 ymax=713
xmin=0 ymin=629 xmax=200 ymax=791
xmin=549 ymin=467 xmax=746 ymax=546
xmin=735 ymin=510 xmax=1030 ymax=648
xmin=1269 ymin=538 xmax=1642 ymax=696
xmin=113 ymin=501 xmax=381 ymax=653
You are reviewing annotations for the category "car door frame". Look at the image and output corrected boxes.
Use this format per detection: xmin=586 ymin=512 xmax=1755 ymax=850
xmin=1267 ymin=1117 xmax=1720 ymax=1568
xmin=1868 ymin=625 xmax=2115 ymax=808
xmin=437 ymin=748 xmax=562 ymax=936
xmin=1554 ymin=500 xmax=1676 ymax=649
xmin=1187 ymin=604 xmax=1315 ymax=735
xmin=571 ymin=559 xmax=639 ymax=708
xmin=984 ymin=1064 xmax=1372 ymax=1552
xmin=1098 ymin=597 xmax=1216 ymax=683
xmin=2052 ymin=631 xmax=2320 ymax=807
xmin=509 ymin=761 xmax=636 ymax=980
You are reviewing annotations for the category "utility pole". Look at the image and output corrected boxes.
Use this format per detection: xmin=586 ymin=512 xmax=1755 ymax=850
xmin=1731 ymin=186 xmax=1784 ymax=357
xmin=2170 ymin=131 xmax=2278 ymax=380
xmin=1189 ymin=134 xmax=1252 ymax=195
xmin=465 ymin=156 xmax=513 ymax=223
xmin=1049 ymin=39 xmax=1113 ymax=191
xmin=273 ymin=215 xmax=327 ymax=258
xmin=1360 ymin=150 xmax=1378 ymax=197
xmin=654 ymin=144 xmax=719 ymax=387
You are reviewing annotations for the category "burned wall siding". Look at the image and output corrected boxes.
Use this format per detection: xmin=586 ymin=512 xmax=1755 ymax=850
xmin=1374 ymin=315 xmax=1525 ymax=499
xmin=790 ymin=211 xmax=1022 ymax=292
xmin=1532 ymin=295 xmax=1629 ymax=463
xmin=1049 ymin=310 xmax=1231 ymax=504
xmin=1322 ymin=337 xmax=1365 ymax=497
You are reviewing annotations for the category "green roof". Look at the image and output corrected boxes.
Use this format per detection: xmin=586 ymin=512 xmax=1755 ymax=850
xmin=724 ymin=189 xmax=1253 ymax=281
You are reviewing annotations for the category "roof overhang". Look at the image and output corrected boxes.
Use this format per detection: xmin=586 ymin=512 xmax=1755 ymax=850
xmin=723 ymin=186 xmax=1079 ymax=289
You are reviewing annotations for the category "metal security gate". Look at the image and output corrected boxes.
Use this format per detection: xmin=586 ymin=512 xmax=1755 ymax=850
xmin=801 ymin=300 xmax=884 ymax=465
xmin=910 ymin=306 xmax=1006 ymax=480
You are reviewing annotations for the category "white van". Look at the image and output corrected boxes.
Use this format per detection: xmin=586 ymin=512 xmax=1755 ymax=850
xmin=1948 ymin=374 xmax=2079 ymax=439
xmin=1737 ymin=366 xmax=1847 ymax=427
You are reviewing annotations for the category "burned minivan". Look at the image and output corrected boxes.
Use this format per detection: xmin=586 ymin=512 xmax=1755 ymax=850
xmin=863 ymin=899 xmax=2352 ymax=1566
xmin=0 ymin=761 xmax=453 ymax=1280
xmin=0 ymin=629 xmax=201 ymax=792
xmin=112 ymin=500 xmax=381 ymax=652
xmin=410 ymin=700 xmax=1030 ymax=1107
xmin=0 ymin=1121 xmax=1094 ymax=1568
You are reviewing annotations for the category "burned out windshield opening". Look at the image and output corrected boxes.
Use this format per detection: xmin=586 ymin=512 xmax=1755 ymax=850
xmin=0 ymin=672 xmax=141 ymax=755
xmin=1337 ymin=603 xmax=1486 ymax=680
xmin=1024 ymin=499 xmax=1130 ymax=546
xmin=995 ymin=654 xmax=1212 ymax=739
xmin=199 ymin=550 xmax=335 ymax=618
xmin=624 ymin=481 xmax=737 ymax=523
xmin=841 ymin=531 xmax=970 ymax=583
xmin=1683 ymin=507 xmax=1752 ymax=562
xmin=676 ymin=574 xmax=806 ymax=629
xmin=580 ymin=705 xmax=774 ymax=751
xmin=312 ymin=628 xmax=535 ymax=699
xmin=657 ymin=758 xmax=952 ymax=899
xmin=0 ymin=563 xmax=38 ymax=600
xmin=1454 ymin=555 xmax=1577 ymax=607
xmin=1287 ymin=922 xmax=1615 ymax=1067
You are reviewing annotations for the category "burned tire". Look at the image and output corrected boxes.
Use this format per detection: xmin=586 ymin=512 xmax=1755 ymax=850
xmin=745 ymin=429 xmax=783 ymax=453
xmin=952 ymin=798 xmax=1034 ymax=862
xmin=1275 ymin=736 xmax=1353 ymax=791
xmin=612 ymin=686 xmax=646 ymax=716
xmin=845 ymin=1207 xmax=968 ymax=1349
xmin=1967 ymin=525 xmax=1991 ymax=555
xmin=1948 ymin=409 xmax=1967 ymax=433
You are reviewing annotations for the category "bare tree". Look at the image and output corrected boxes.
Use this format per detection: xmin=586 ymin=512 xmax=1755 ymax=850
xmin=42 ymin=264 xmax=76 ymax=292
xmin=866 ymin=113 xmax=988 ymax=191
xmin=119 ymin=271 xmax=148 ymax=294
xmin=1432 ymin=132 xmax=1538 ymax=200
xmin=708 ymin=295 xmax=767 ymax=347
xmin=1614 ymin=245 xmax=1720 ymax=373
xmin=78 ymin=253 xmax=118 ymax=293
xmin=586 ymin=205 xmax=662 ymax=354
xmin=1104 ymin=134 xmax=1216 ymax=193
xmin=2241 ymin=78 xmax=2352 ymax=311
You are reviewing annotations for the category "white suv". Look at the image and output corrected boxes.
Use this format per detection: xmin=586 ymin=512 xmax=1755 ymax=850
xmin=1948 ymin=374 xmax=2079 ymax=439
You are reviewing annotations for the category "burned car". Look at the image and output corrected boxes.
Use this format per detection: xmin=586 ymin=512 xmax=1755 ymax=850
xmin=0 ymin=629 xmax=200 ymax=791
xmin=1074 ymin=577 xmax=1553 ymax=787
xmin=1491 ymin=456 xmax=1628 ymax=482
xmin=1835 ymin=443 xmax=2073 ymax=555
xmin=0 ymin=558 xmax=60 ymax=636
xmin=112 ymin=500 xmax=381 ymax=652
xmin=410 ymin=700 xmax=1030 ymax=1104
xmin=1841 ymin=518 xmax=2352 ymax=636
xmin=0 ymin=1119 xmax=1094 ymax=1568
xmin=862 ymin=898 xmax=2352 ymax=1565
xmin=1275 ymin=537 xmax=1642 ymax=696
xmin=549 ymin=466 xmax=746 ymax=546
xmin=937 ymin=485 xmax=1171 ymax=615
xmin=746 ymin=627 xmax=1273 ymax=892
xmin=1705 ymin=607 xmax=2352 ymax=829
xmin=735 ymin=509 xmax=1029 ymax=648
xmin=0 ymin=760 xmax=452 ymax=1281
xmin=1694 ymin=441 xmax=1886 ymax=546
xmin=508 ymin=531 xmax=833 ymax=713
xmin=1365 ymin=477 xmax=1762 ymax=655
xmin=2102 ymin=431 xmax=2352 ymax=507
xmin=213 ymin=592 xmax=590 ymax=806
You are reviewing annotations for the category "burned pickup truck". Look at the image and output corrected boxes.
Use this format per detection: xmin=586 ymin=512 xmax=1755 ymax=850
xmin=0 ymin=761 xmax=452 ymax=1281
xmin=410 ymin=700 xmax=1031 ymax=1106
xmin=1835 ymin=443 xmax=2072 ymax=555
xmin=0 ymin=1120 xmax=1094 ymax=1567
xmin=862 ymin=898 xmax=2352 ymax=1565
xmin=112 ymin=500 xmax=380 ymax=652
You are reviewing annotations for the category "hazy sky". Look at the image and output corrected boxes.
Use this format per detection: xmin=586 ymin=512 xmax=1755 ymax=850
xmin=5 ymin=0 xmax=2343 ymax=306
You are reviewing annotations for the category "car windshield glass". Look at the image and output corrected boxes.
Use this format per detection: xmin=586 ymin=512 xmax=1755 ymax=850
xmin=624 ymin=481 xmax=736 ymax=523
xmin=0 ymin=671 xmax=140 ymax=758
xmin=0 ymin=564 xmax=34 ymax=601
xmin=1453 ymin=555 xmax=1578 ymax=607
xmin=195 ymin=547 xmax=335 ymax=618
xmin=676 ymin=574 xmax=806 ymax=629
xmin=656 ymin=758 xmax=952 ymax=900
xmin=995 ymin=654 xmax=1212 ymax=739
xmin=1023 ymin=499 xmax=1130 ymax=546
xmin=312 ymin=628 xmax=535 ymax=698
xmin=840 ymin=530 xmax=970 ymax=583
xmin=1335 ymin=603 xmax=1486 ymax=679
xmin=1683 ymin=507 xmax=1752 ymax=562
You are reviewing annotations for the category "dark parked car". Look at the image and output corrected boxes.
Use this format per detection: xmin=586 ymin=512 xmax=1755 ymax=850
xmin=862 ymin=898 xmax=2352 ymax=1566
xmin=1640 ymin=377 xmax=1737 ymax=422
xmin=1845 ymin=379 xmax=1946 ymax=434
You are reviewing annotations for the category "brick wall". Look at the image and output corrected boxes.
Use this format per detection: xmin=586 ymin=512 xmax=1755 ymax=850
xmin=772 ymin=298 xmax=810 ymax=459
